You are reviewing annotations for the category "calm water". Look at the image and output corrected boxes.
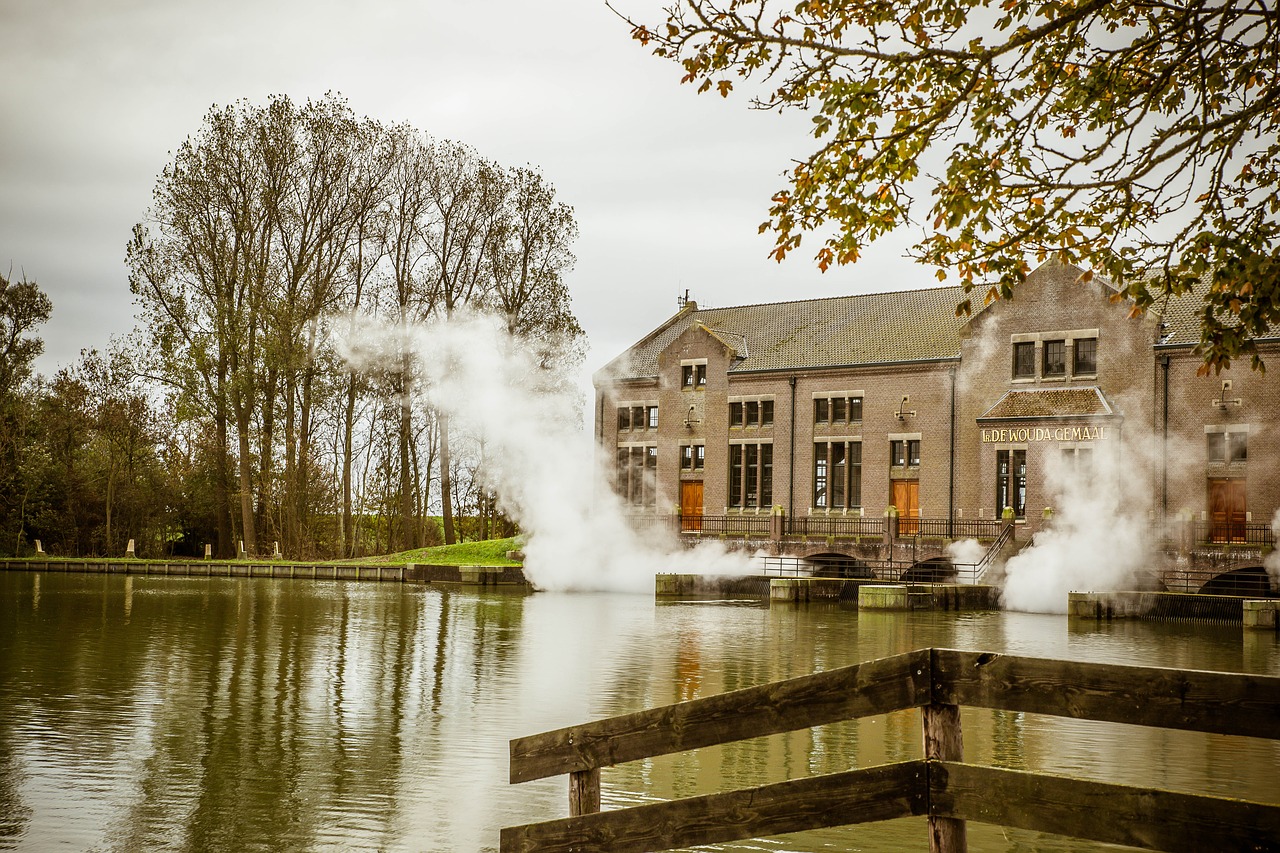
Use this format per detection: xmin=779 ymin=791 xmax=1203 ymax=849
xmin=0 ymin=572 xmax=1277 ymax=852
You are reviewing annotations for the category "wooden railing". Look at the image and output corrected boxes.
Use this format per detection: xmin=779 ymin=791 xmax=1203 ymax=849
xmin=503 ymin=649 xmax=1280 ymax=853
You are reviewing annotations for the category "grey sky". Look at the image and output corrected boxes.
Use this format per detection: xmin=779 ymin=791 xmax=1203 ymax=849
xmin=1 ymin=0 xmax=918 ymax=379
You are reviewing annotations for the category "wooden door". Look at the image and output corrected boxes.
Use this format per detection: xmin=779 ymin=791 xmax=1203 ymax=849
xmin=892 ymin=479 xmax=920 ymax=536
xmin=681 ymin=481 xmax=704 ymax=532
xmin=1208 ymin=479 xmax=1246 ymax=543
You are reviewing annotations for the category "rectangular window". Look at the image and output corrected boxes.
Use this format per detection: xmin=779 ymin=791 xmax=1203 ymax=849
xmin=813 ymin=443 xmax=828 ymax=508
xmin=628 ymin=447 xmax=643 ymax=505
xmin=647 ymin=406 xmax=658 ymax=429
xmin=814 ymin=398 xmax=829 ymax=423
xmin=745 ymin=400 xmax=759 ymax=427
xmin=890 ymin=440 xmax=906 ymax=467
xmin=729 ymin=402 xmax=744 ymax=427
xmin=681 ymin=364 xmax=706 ymax=388
xmin=1043 ymin=340 xmax=1066 ymax=377
xmin=744 ymin=443 xmax=759 ymax=507
xmin=680 ymin=444 xmax=705 ymax=471
xmin=996 ymin=449 xmax=1027 ymax=518
xmin=630 ymin=406 xmax=644 ymax=430
xmin=813 ymin=441 xmax=861 ymax=509
xmin=1073 ymin=338 xmax=1097 ymax=374
xmin=729 ymin=445 xmax=744 ymax=508
xmin=643 ymin=446 xmax=657 ymax=508
xmin=831 ymin=442 xmax=846 ymax=508
xmin=849 ymin=442 xmax=862 ymax=508
xmin=1013 ymin=342 xmax=1036 ymax=378
xmin=617 ymin=408 xmax=629 ymax=431
xmin=1207 ymin=433 xmax=1226 ymax=463
xmin=832 ymin=397 xmax=847 ymax=422
xmin=760 ymin=445 xmax=772 ymax=507
xmin=849 ymin=397 xmax=863 ymax=422
xmin=1062 ymin=446 xmax=1092 ymax=473
xmin=762 ymin=400 xmax=774 ymax=427
xmin=1229 ymin=431 xmax=1248 ymax=463
xmin=907 ymin=439 xmax=921 ymax=467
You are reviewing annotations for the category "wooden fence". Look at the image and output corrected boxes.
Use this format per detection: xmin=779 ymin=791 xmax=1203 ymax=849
xmin=503 ymin=648 xmax=1280 ymax=853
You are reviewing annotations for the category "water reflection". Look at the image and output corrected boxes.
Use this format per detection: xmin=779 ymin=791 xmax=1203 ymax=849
xmin=0 ymin=573 xmax=1276 ymax=852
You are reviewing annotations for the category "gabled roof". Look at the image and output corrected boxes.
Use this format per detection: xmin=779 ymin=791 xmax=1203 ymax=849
xmin=601 ymin=286 xmax=968 ymax=380
xmin=978 ymin=387 xmax=1115 ymax=421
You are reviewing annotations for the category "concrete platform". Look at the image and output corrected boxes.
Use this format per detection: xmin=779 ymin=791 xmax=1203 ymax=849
xmin=857 ymin=584 xmax=997 ymax=611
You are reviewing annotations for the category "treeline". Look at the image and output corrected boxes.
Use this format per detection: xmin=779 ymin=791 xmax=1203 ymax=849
xmin=2 ymin=94 xmax=582 ymax=559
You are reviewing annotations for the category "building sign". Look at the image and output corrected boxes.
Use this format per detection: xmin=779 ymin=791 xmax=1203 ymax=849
xmin=980 ymin=425 xmax=1109 ymax=443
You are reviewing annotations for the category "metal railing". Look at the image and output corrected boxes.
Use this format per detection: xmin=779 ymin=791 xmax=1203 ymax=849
xmin=787 ymin=514 xmax=884 ymax=539
xmin=679 ymin=514 xmax=772 ymax=536
xmin=1191 ymin=519 xmax=1275 ymax=547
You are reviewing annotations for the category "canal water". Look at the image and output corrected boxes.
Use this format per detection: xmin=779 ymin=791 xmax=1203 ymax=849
xmin=0 ymin=572 xmax=1276 ymax=853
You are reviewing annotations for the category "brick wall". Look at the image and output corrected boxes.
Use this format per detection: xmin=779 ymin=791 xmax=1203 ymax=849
xmin=596 ymin=262 xmax=1280 ymax=537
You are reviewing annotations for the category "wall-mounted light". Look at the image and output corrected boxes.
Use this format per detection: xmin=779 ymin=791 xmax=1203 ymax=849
xmin=684 ymin=404 xmax=701 ymax=429
xmin=895 ymin=395 xmax=917 ymax=421
xmin=1213 ymin=380 xmax=1242 ymax=410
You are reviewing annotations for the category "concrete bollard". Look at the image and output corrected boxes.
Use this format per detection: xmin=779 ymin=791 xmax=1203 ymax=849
xmin=126 ymin=538 xmax=136 ymax=558
xmin=273 ymin=541 xmax=281 ymax=558
xmin=204 ymin=543 xmax=212 ymax=561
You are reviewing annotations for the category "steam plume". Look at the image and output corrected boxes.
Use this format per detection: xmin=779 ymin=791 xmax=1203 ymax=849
xmin=342 ymin=313 xmax=754 ymax=592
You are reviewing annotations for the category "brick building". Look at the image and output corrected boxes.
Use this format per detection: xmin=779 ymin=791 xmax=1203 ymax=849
xmin=594 ymin=262 xmax=1279 ymax=541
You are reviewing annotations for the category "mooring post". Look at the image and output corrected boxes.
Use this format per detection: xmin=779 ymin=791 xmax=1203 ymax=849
xmin=923 ymin=702 xmax=966 ymax=853
xmin=569 ymin=768 xmax=601 ymax=816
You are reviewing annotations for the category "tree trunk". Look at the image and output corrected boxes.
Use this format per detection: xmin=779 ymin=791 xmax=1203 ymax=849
xmin=398 ymin=365 xmax=414 ymax=552
xmin=440 ymin=411 xmax=455 ymax=545
xmin=296 ymin=318 xmax=318 ymax=556
xmin=234 ymin=396 xmax=257 ymax=556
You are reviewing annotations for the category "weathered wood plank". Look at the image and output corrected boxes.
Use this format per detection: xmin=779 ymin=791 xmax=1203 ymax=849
xmin=923 ymin=704 xmax=966 ymax=853
xmin=501 ymin=760 xmax=928 ymax=853
xmin=932 ymin=762 xmax=1280 ymax=852
xmin=510 ymin=649 xmax=931 ymax=783
xmin=933 ymin=649 xmax=1280 ymax=741
xmin=568 ymin=768 xmax=600 ymax=816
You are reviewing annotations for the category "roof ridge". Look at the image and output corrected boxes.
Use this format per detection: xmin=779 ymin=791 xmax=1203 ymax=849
xmin=689 ymin=284 xmax=966 ymax=314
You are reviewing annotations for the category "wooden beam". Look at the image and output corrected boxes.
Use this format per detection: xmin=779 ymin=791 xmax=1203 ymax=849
xmin=510 ymin=648 xmax=931 ymax=783
xmin=500 ymin=760 xmax=928 ymax=853
xmin=932 ymin=762 xmax=1280 ymax=852
xmin=933 ymin=649 xmax=1280 ymax=741
xmin=922 ymin=704 xmax=966 ymax=853
xmin=569 ymin=768 xmax=600 ymax=816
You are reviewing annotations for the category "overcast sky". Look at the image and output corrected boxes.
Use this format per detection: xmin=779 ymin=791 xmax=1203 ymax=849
xmin=1 ymin=0 xmax=923 ymax=379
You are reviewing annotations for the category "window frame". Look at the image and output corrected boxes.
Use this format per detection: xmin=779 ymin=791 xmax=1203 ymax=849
xmin=1043 ymin=339 xmax=1066 ymax=377
xmin=1073 ymin=337 xmax=1097 ymax=375
xmin=1013 ymin=342 xmax=1036 ymax=378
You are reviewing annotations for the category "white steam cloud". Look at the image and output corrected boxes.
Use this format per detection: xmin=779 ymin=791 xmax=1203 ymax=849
xmin=1266 ymin=509 xmax=1280 ymax=590
xmin=945 ymin=538 xmax=986 ymax=583
xmin=1000 ymin=444 xmax=1154 ymax=613
xmin=341 ymin=313 xmax=755 ymax=593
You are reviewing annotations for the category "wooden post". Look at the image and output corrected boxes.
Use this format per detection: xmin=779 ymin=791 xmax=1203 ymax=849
xmin=923 ymin=703 xmax=966 ymax=853
xmin=569 ymin=768 xmax=601 ymax=816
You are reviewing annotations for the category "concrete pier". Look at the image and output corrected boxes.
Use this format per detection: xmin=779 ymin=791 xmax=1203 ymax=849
xmin=858 ymin=584 xmax=998 ymax=611
xmin=768 ymin=578 xmax=845 ymax=602
xmin=858 ymin=585 xmax=934 ymax=610
xmin=1243 ymin=599 xmax=1280 ymax=631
